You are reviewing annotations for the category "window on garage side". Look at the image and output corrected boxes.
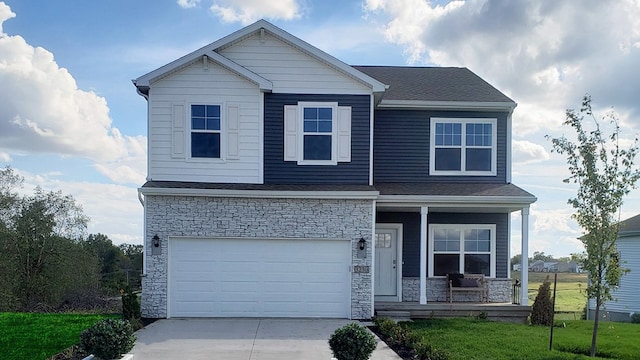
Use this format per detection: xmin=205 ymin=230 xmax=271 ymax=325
xmin=191 ymin=104 xmax=221 ymax=158
xmin=429 ymin=224 xmax=496 ymax=277
xmin=430 ymin=118 xmax=496 ymax=175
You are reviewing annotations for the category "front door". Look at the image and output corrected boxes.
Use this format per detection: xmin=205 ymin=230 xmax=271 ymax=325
xmin=375 ymin=225 xmax=401 ymax=301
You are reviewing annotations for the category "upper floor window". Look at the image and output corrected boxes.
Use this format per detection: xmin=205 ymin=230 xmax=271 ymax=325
xmin=303 ymin=106 xmax=333 ymax=161
xmin=430 ymin=118 xmax=496 ymax=176
xmin=429 ymin=224 xmax=496 ymax=277
xmin=191 ymin=105 xmax=221 ymax=158
xmin=283 ymin=102 xmax=352 ymax=165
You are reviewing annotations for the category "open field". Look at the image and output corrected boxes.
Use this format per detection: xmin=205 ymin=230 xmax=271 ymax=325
xmin=406 ymin=318 xmax=640 ymax=360
xmin=0 ymin=312 xmax=116 ymax=360
xmin=513 ymin=271 xmax=588 ymax=315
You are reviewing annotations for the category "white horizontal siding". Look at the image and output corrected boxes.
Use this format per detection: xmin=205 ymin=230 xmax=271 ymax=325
xmin=589 ymin=236 xmax=640 ymax=314
xmin=219 ymin=33 xmax=370 ymax=95
xmin=147 ymin=61 xmax=262 ymax=183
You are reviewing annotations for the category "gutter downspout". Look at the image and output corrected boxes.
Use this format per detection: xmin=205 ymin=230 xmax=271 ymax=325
xmin=138 ymin=188 xmax=147 ymax=276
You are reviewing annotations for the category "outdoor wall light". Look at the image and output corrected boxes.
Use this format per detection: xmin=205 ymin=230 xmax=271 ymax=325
xmin=358 ymin=237 xmax=366 ymax=250
xmin=152 ymin=234 xmax=160 ymax=248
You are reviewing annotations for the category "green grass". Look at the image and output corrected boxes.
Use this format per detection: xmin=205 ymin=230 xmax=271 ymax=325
xmin=405 ymin=318 xmax=640 ymax=360
xmin=513 ymin=271 xmax=588 ymax=313
xmin=0 ymin=312 xmax=117 ymax=360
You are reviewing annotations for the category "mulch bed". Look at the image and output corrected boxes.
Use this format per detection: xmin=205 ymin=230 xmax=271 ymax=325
xmin=368 ymin=325 xmax=416 ymax=360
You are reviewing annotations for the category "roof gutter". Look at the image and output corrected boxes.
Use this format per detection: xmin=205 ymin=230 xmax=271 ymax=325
xmin=377 ymin=100 xmax=516 ymax=112
xmin=139 ymin=186 xmax=380 ymax=200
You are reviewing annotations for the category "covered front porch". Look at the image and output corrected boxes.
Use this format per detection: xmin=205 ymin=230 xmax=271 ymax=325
xmin=375 ymin=302 xmax=531 ymax=323
xmin=372 ymin=183 xmax=537 ymax=311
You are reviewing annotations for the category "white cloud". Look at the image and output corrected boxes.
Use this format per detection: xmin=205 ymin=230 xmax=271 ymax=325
xmin=512 ymin=140 xmax=549 ymax=165
xmin=364 ymin=0 xmax=640 ymax=126
xmin=177 ymin=0 xmax=202 ymax=9
xmin=0 ymin=2 xmax=145 ymax=185
xmin=209 ymin=0 xmax=301 ymax=25
xmin=0 ymin=1 xmax=14 ymax=33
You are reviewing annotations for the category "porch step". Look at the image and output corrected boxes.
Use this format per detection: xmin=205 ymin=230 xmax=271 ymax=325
xmin=375 ymin=310 xmax=412 ymax=322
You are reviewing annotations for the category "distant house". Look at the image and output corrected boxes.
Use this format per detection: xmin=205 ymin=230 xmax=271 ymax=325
xmin=512 ymin=264 xmax=522 ymax=272
xmin=529 ymin=260 xmax=545 ymax=272
xmin=588 ymin=214 xmax=640 ymax=322
xmin=568 ymin=261 xmax=582 ymax=273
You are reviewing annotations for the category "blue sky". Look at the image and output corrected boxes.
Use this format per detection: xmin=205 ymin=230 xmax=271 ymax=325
xmin=1 ymin=0 xmax=640 ymax=257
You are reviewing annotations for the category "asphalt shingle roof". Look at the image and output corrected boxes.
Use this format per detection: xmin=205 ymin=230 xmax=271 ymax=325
xmin=142 ymin=181 xmax=534 ymax=199
xmin=619 ymin=214 xmax=640 ymax=234
xmin=374 ymin=182 xmax=534 ymax=198
xmin=353 ymin=66 xmax=515 ymax=104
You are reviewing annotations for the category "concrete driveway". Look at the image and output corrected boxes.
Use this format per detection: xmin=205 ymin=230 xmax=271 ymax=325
xmin=130 ymin=318 xmax=400 ymax=360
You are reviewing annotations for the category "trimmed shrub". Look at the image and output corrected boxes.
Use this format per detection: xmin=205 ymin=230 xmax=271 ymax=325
xmin=80 ymin=318 xmax=136 ymax=359
xmin=121 ymin=287 xmax=142 ymax=330
xmin=414 ymin=342 xmax=449 ymax=360
xmin=530 ymin=276 xmax=554 ymax=326
xmin=631 ymin=312 xmax=640 ymax=324
xmin=328 ymin=323 xmax=377 ymax=360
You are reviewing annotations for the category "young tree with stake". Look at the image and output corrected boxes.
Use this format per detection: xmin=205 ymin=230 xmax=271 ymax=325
xmin=548 ymin=95 xmax=640 ymax=357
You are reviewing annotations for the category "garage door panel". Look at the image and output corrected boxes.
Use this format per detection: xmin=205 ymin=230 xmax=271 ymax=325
xmin=169 ymin=238 xmax=350 ymax=318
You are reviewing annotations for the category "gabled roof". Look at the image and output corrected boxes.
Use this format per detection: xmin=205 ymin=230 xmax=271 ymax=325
xmin=618 ymin=214 xmax=640 ymax=238
xmin=133 ymin=19 xmax=386 ymax=95
xmin=354 ymin=66 xmax=516 ymax=110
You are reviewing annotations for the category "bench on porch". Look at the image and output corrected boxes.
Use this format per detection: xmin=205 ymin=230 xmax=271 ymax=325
xmin=447 ymin=273 xmax=488 ymax=303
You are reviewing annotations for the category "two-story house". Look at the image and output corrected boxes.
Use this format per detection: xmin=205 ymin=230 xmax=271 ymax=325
xmin=134 ymin=20 xmax=536 ymax=320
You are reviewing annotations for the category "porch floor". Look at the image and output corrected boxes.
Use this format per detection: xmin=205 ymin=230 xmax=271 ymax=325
xmin=375 ymin=302 xmax=531 ymax=324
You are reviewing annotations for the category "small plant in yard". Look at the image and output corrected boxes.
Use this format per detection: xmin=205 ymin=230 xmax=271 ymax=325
xmin=80 ymin=318 xmax=136 ymax=360
xmin=631 ymin=313 xmax=640 ymax=324
xmin=328 ymin=323 xmax=376 ymax=360
xmin=414 ymin=342 xmax=449 ymax=360
xmin=530 ymin=276 xmax=553 ymax=326
xmin=121 ymin=287 xmax=142 ymax=330
xmin=373 ymin=317 xmax=419 ymax=348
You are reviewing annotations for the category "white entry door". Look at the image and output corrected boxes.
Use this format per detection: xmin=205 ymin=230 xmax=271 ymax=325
xmin=375 ymin=225 xmax=401 ymax=301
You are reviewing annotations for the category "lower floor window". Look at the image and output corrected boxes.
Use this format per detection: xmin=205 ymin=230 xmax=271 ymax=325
xmin=429 ymin=224 xmax=495 ymax=277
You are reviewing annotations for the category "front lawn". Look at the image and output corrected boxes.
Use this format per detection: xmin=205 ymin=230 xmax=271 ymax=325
xmin=404 ymin=318 xmax=640 ymax=360
xmin=0 ymin=312 xmax=117 ymax=360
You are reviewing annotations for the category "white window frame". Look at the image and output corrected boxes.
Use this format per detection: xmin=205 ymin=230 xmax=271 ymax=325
xmin=429 ymin=118 xmax=497 ymax=176
xmin=428 ymin=224 xmax=496 ymax=278
xmin=188 ymin=103 xmax=225 ymax=161
xmin=297 ymin=102 xmax=338 ymax=165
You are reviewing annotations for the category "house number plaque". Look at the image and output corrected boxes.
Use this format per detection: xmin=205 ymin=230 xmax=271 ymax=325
xmin=353 ymin=265 xmax=370 ymax=273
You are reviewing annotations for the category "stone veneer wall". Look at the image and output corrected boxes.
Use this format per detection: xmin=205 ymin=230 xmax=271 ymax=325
xmin=402 ymin=277 xmax=512 ymax=303
xmin=142 ymin=195 xmax=374 ymax=319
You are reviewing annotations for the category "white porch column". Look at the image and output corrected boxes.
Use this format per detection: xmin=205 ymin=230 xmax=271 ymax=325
xmin=520 ymin=206 xmax=530 ymax=305
xmin=420 ymin=206 xmax=429 ymax=304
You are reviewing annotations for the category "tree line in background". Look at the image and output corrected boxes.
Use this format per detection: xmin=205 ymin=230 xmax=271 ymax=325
xmin=0 ymin=166 xmax=142 ymax=312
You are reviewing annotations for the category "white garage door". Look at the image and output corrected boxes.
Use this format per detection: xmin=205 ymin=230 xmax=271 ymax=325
xmin=168 ymin=238 xmax=351 ymax=318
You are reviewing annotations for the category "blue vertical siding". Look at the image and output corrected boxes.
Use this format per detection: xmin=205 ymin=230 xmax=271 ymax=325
xmin=377 ymin=212 xmax=509 ymax=278
xmin=373 ymin=109 xmax=508 ymax=183
xmin=264 ymin=94 xmax=370 ymax=184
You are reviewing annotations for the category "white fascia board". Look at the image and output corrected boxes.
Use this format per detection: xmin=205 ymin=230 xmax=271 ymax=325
xmin=139 ymin=187 xmax=379 ymax=200
xmin=134 ymin=19 xmax=385 ymax=93
xmin=377 ymin=100 xmax=517 ymax=112
xmin=134 ymin=51 xmax=272 ymax=91
xmin=377 ymin=194 xmax=537 ymax=207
